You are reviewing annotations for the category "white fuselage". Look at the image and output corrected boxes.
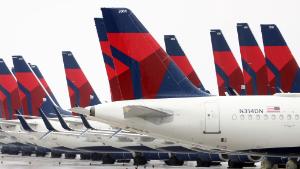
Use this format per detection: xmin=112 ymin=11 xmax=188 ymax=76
xmin=89 ymin=94 xmax=300 ymax=154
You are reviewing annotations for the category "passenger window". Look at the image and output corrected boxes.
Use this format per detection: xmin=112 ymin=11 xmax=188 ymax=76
xmin=279 ymin=115 xmax=284 ymax=120
xmin=287 ymin=114 xmax=292 ymax=120
xmin=256 ymin=115 xmax=260 ymax=120
xmin=263 ymin=114 xmax=268 ymax=120
xmin=248 ymin=114 xmax=252 ymax=120
xmin=240 ymin=115 xmax=245 ymax=120
xmin=271 ymin=114 xmax=276 ymax=120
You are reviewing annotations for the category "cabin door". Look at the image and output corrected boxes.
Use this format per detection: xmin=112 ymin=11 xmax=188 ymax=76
xmin=204 ymin=102 xmax=221 ymax=134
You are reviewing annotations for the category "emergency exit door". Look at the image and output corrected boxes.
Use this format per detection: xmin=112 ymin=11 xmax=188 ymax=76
xmin=204 ymin=102 xmax=221 ymax=134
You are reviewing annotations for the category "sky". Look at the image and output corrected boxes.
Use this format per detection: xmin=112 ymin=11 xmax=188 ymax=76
xmin=0 ymin=0 xmax=299 ymax=109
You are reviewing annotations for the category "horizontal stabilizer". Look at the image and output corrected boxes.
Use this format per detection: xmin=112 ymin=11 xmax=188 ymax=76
xmin=274 ymin=93 xmax=300 ymax=97
xmin=123 ymin=106 xmax=173 ymax=125
xmin=70 ymin=107 xmax=91 ymax=116
xmin=0 ymin=121 xmax=18 ymax=127
xmin=17 ymin=115 xmax=40 ymax=119
xmin=0 ymin=120 xmax=37 ymax=126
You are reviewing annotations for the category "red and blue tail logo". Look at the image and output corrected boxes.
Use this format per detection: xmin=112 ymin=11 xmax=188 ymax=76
xmin=12 ymin=56 xmax=61 ymax=117
xmin=261 ymin=24 xmax=300 ymax=93
xmin=164 ymin=35 xmax=206 ymax=91
xmin=62 ymin=51 xmax=101 ymax=108
xmin=29 ymin=64 xmax=61 ymax=107
xmin=94 ymin=18 xmax=123 ymax=101
xmin=210 ymin=30 xmax=245 ymax=96
xmin=0 ymin=59 xmax=21 ymax=119
xmin=237 ymin=23 xmax=269 ymax=95
xmin=101 ymin=8 xmax=208 ymax=99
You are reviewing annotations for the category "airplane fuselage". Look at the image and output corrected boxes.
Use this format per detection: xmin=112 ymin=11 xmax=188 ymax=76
xmin=89 ymin=94 xmax=300 ymax=156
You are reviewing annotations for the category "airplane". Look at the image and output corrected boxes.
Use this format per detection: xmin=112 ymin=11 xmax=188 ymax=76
xmin=94 ymin=18 xmax=236 ymax=167
xmin=261 ymin=24 xmax=300 ymax=94
xmin=72 ymin=8 xmax=300 ymax=169
xmin=210 ymin=29 xmax=246 ymax=96
xmin=94 ymin=16 xmax=267 ymax=168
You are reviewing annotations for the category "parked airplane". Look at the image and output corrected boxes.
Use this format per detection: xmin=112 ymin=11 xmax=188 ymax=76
xmin=93 ymin=18 xmax=239 ymax=167
xmin=72 ymin=8 xmax=300 ymax=169
xmin=96 ymin=17 xmax=267 ymax=167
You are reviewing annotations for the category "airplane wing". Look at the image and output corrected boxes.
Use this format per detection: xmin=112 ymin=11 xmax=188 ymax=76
xmin=70 ymin=107 xmax=90 ymax=116
xmin=275 ymin=93 xmax=300 ymax=97
xmin=0 ymin=121 xmax=18 ymax=127
xmin=0 ymin=120 xmax=38 ymax=126
xmin=123 ymin=105 xmax=174 ymax=125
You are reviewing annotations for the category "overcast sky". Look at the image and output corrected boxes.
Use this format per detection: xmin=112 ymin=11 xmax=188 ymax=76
xmin=0 ymin=0 xmax=299 ymax=109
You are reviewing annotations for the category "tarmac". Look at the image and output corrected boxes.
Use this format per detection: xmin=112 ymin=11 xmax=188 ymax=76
xmin=0 ymin=154 xmax=262 ymax=169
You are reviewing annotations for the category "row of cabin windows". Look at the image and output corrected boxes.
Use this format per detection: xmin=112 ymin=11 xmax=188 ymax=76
xmin=232 ymin=114 xmax=299 ymax=120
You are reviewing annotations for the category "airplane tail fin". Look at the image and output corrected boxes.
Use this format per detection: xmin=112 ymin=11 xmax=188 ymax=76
xmin=261 ymin=24 xmax=300 ymax=93
xmin=210 ymin=29 xmax=245 ymax=96
xmin=237 ymin=23 xmax=269 ymax=95
xmin=164 ymin=35 xmax=206 ymax=91
xmin=62 ymin=51 xmax=101 ymax=109
xmin=101 ymin=8 xmax=208 ymax=99
xmin=29 ymin=64 xmax=61 ymax=107
xmin=0 ymin=59 xmax=21 ymax=119
xmin=12 ymin=56 xmax=68 ymax=117
xmin=94 ymin=18 xmax=123 ymax=101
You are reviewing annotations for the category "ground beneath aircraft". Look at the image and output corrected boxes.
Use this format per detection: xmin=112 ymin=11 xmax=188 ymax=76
xmin=0 ymin=154 xmax=262 ymax=169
